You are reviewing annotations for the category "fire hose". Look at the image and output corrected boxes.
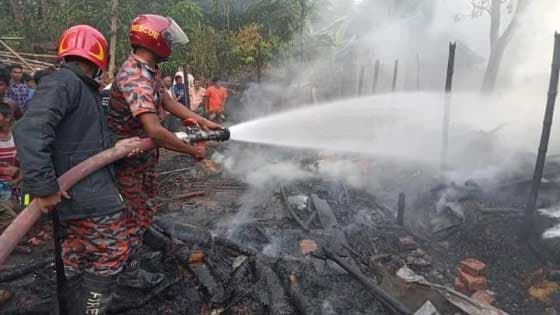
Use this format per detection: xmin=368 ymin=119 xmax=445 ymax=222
xmin=0 ymin=128 xmax=230 ymax=267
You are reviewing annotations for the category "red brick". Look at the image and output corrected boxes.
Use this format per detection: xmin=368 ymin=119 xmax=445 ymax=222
xmin=471 ymin=290 xmax=495 ymax=305
xmin=457 ymin=268 xmax=487 ymax=291
xmin=453 ymin=277 xmax=472 ymax=295
xmin=299 ymin=240 xmax=318 ymax=255
xmin=188 ymin=250 xmax=205 ymax=264
xmin=460 ymin=258 xmax=486 ymax=277
xmin=398 ymin=236 xmax=417 ymax=251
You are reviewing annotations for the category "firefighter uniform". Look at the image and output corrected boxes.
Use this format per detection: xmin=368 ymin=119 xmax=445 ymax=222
xmin=13 ymin=25 xmax=125 ymax=314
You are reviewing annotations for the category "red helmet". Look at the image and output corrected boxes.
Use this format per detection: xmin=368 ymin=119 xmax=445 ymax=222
xmin=57 ymin=25 xmax=109 ymax=72
xmin=129 ymin=14 xmax=189 ymax=61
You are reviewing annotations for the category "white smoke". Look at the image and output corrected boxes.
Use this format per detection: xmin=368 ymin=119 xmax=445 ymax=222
xmin=221 ymin=0 xmax=560 ymax=241
xmin=539 ymin=206 xmax=560 ymax=239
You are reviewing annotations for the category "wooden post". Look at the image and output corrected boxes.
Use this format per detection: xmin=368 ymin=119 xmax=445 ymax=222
xmin=441 ymin=43 xmax=456 ymax=172
xmin=372 ymin=60 xmax=380 ymax=93
xmin=391 ymin=59 xmax=399 ymax=92
xmin=299 ymin=0 xmax=306 ymax=63
xmin=358 ymin=65 xmax=365 ymax=96
xmin=524 ymin=33 xmax=560 ymax=240
xmin=311 ymin=86 xmax=318 ymax=104
xmin=397 ymin=193 xmax=405 ymax=226
xmin=107 ymin=0 xmax=119 ymax=79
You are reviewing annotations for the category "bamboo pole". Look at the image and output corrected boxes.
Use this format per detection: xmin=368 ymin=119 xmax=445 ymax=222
xmin=0 ymin=61 xmax=50 ymax=71
xmin=107 ymin=0 xmax=119 ymax=79
xmin=440 ymin=42 xmax=456 ymax=172
xmin=0 ymin=59 xmax=51 ymax=68
xmin=524 ymin=33 xmax=560 ymax=240
xmin=391 ymin=60 xmax=399 ymax=92
xmin=397 ymin=193 xmax=405 ymax=226
xmin=0 ymin=51 xmax=56 ymax=59
xmin=0 ymin=53 xmax=53 ymax=67
xmin=0 ymin=40 xmax=35 ymax=71
xmin=372 ymin=60 xmax=380 ymax=93
xmin=358 ymin=65 xmax=365 ymax=96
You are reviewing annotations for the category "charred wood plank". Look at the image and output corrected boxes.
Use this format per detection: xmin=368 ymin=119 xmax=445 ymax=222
xmin=310 ymin=194 xmax=338 ymax=230
xmin=0 ymin=258 xmax=52 ymax=282
xmin=303 ymin=212 xmax=317 ymax=229
xmin=322 ymin=247 xmax=412 ymax=315
xmin=279 ymin=184 xmax=310 ymax=232
xmin=214 ymin=236 xmax=257 ymax=257
xmin=152 ymin=217 xmax=211 ymax=247
xmin=188 ymin=263 xmax=225 ymax=304
xmin=255 ymin=259 xmax=295 ymax=315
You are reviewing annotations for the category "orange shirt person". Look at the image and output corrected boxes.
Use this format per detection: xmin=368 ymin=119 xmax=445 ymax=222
xmin=205 ymin=78 xmax=228 ymax=122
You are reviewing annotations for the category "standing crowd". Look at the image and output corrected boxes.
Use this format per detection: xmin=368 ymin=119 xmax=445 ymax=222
xmin=158 ymin=69 xmax=229 ymax=127
xmin=0 ymin=13 xmax=226 ymax=315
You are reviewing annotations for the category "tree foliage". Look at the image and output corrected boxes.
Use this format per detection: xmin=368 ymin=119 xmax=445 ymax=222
xmin=229 ymin=23 xmax=275 ymax=78
xmin=0 ymin=0 xmax=318 ymax=79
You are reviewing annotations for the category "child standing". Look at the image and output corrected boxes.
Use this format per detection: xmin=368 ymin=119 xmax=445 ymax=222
xmin=0 ymin=101 xmax=20 ymax=230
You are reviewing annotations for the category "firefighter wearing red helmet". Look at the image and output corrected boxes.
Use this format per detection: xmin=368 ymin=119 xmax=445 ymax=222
xmin=13 ymin=25 xmax=142 ymax=314
xmin=107 ymin=15 xmax=222 ymax=289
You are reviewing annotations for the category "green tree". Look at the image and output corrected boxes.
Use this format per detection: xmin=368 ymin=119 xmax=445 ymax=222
xmin=0 ymin=0 xmax=320 ymax=80
xmin=230 ymin=23 xmax=275 ymax=81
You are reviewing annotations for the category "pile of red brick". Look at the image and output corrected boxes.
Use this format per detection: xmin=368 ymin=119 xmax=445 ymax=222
xmin=453 ymin=258 xmax=495 ymax=305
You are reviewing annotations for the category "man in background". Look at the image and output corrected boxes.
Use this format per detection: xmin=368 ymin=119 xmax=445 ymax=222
xmin=0 ymin=101 xmax=20 ymax=231
xmin=163 ymin=75 xmax=176 ymax=100
xmin=185 ymin=66 xmax=194 ymax=91
xmin=0 ymin=73 xmax=22 ymax=120
xmin=190 ymin=78 xmax=206 ymax=116
xmin=173 ymin=74 xmax=186 ymax=105
xmin=6 ymin=64 xmax=30 ymax=113
xmin=205 ymin=78 xmax=228 ymax=123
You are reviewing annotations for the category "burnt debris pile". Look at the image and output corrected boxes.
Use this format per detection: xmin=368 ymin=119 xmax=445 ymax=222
xmin=4 ymin=149 xmax=560 ymax=314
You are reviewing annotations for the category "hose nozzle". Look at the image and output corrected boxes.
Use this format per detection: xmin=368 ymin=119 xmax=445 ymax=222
xmin=208 ymin=128 xmax=230 ymax=142
xmin=175 ymin=128 xmax=230 ymax=144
